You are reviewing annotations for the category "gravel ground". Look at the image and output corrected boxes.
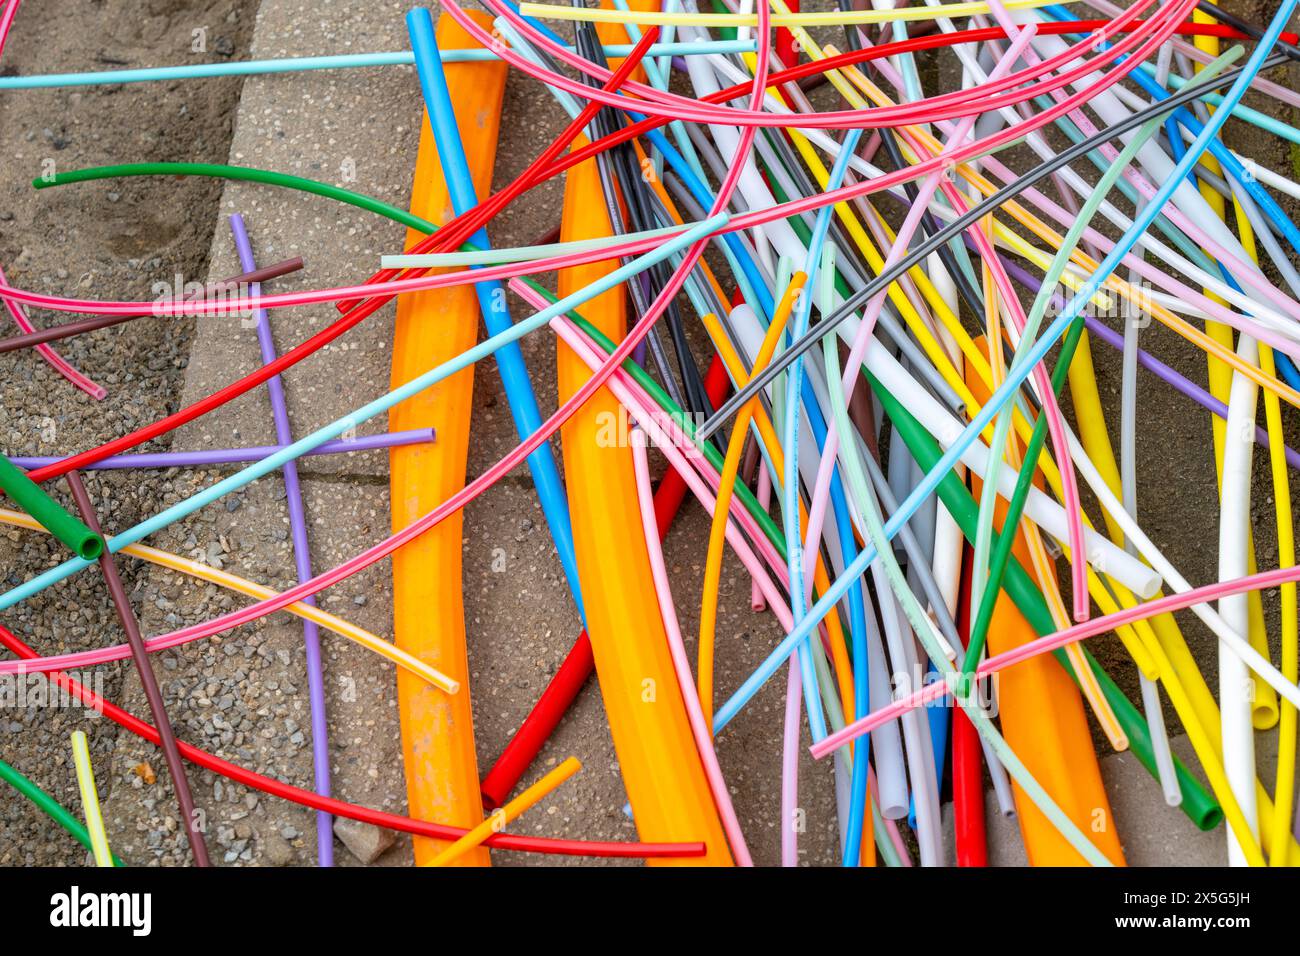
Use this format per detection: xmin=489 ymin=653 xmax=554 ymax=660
xmin=0 ymin=0 xmax=259 ymax=866
xmin=1 ymin=0 xmax=1299 ymax=867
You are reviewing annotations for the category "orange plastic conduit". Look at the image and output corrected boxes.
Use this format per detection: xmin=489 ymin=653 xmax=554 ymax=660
xmin=389 ymin=10 xmax=505 ymax=868
xmin=964 ymin=343 xmax=1126 ymax=866
xmin=555 ymin=139 xmax=732 ymax=865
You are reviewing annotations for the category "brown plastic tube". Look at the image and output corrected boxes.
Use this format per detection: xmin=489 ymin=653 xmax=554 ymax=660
xmin=66 ymin=470 xmax=211 ymax=867
xmin=0 ymin=257 xmax=304 ymax=353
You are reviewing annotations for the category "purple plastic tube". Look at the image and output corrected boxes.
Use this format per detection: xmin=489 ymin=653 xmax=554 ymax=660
xmin=6 ymin=429 xmax=434 ymax=472
xmin=230 ymin=213 xmax=333 ymax=866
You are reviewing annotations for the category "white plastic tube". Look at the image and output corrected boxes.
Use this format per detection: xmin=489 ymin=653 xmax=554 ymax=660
xmin=1219 ymin=334 xmax=1263 ymax=866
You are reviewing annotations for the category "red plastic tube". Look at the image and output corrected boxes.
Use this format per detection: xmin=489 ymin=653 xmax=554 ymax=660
xmin=20 ymin=29 xmax=661 ymax=484
xmin=479 ymin=354 xmax=730 ymax=808
xmin=0 ymin=622 xmax=702 ymax=859
xmin=953 ymin=547 xmax=987 ymax=868
xmin=480 ymin=630 xmax=594 ymax=810
xmin=775 ymin=0 xmax=799 ymax=71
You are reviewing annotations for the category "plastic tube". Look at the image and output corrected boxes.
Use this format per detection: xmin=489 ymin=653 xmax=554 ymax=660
xmin=1259 ymin=344 xmax=1298 ymax=867
xmin=706 ymin=40 xmax=1296 ymax=725
xmin=825 ymin=387 xmax=1225 ymax=832
xmin=407 ymin=6 xmax=586 ymax=616
xmin=66 ymin=470 xmax=210 ymax=866
xmin=0 ymin=256 xmax=304 ymax=353
xmin=0 ymin=261 xmax=105 ymax=399
xmin=0 ymin=211 xmax=729 ymax=667
xmin=1219 ymin=333 xmax=1261 ymax=865
xmin=952 ymin=559 xmax=988 ymax=867
xmin=553 ymin=104 xmax=733 ymax=862
xmin=522 ymin=0 xmax=1079 ymax=29
xmin=460 ymin=0 xmax=1177 ymax=130
xmin=822 ymin=328 xmax=1114 ymax=866
xmin=817 ymin=562 xmax=1300 ymax=748
xmin=69 ymin=730 xmax=113 ymax=867
xmin=699 ymin=277 xmax=803 ymax=731
xmin=0 ymin=456 xmax=101 ymax=559
xmin=7 ymin=18 xmax=1273 ymax=93
xmin=388 ymin=7 xmax=504 ymax=867
xmin=631 ymin=437 xmax=753 ymax=865
xmin=0 ymin=620 xmax=701 ymax=860
xmin=962 ymin=82 xmax=1194 ymax=675
xmin=0 ymin=40 xmax=757 ymax=90
xmin=229 ymin=213 xmax=332 ymax=867
xmin=698 ymin=53 xmax=1290 ymax=438
xmin=961 ymin=380 xmax=1125 ymax=866
xmin=428 ymin=758 xmax=582 ymax=867
xmin=4 ymin=23 xmax=1250 ymax=328
xmin=480 ymin=354 xmax=731 ymax=809
xmin=0 ymin=506 xmax=458 ymax=691
xmin=0 ymin=754 xmax=123 ymax=865
xmin=991 ymin=253 xmax=1300 ymax=471
xmin=480 ymin=632 xmax=593 ymax=811
xmin=6 ymin=429 xmax=438 ymax=471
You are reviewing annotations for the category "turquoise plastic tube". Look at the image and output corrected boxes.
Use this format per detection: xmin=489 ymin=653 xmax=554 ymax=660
xmin=0 ymin=42 xmax=756 ymax=90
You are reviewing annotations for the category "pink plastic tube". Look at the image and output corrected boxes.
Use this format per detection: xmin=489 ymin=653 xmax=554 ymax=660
xmin=0 ymin=3 xmax=101 ymax=400
xmin=781 ymin=660 xmax=803 ymax=867
xmin=0 ymin=2 xmax=1197 ymax=324
xmin=861 ymin=34 xmax=1090 ymax=617
xmin=631 ymin=436 xmax=754 ymax=866
xmin=0 ymin=265 xmax=106 ymax=401
xmin=447 ymin=0 xmax=1171 ymax=128
xmin=0 ymin=0 xmax=19 ymax=56
xmin=753 ymin=465 xmax=771 ymax=611
xmin=0 ymin=21 xmax=776 ymax=677
xmin=811 ymin=561 xmax=1300 ymax=760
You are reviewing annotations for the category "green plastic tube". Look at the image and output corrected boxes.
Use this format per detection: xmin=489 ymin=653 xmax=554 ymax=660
xmin=0 ymin=456 xmax=102 ymax=559
xmin=873 ymin=383 xmax=1223 ymax=832
xmin=0 ymin=756 xmax=125 ymax=865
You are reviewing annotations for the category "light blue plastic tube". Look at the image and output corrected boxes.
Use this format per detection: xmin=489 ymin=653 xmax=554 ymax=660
xmin=0 ymin=214 xmax=727 ymax=612
xmin=0 ymin=42 xmax=757 ymax=90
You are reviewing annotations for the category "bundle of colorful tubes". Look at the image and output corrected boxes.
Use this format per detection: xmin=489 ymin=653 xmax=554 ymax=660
xmin=1 ymin=0 xmax=1299 ymax=869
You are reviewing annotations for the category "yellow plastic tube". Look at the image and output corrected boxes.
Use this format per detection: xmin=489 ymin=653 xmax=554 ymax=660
xmin=388 ymin=10 xmax=505 ymax=867
xmin=555 ymin=139 xmax=731 ymax=865
xmin=0 ymin=508 xmax=456 ymax=692
xmin=429 ymin=758 xmax=582 ymax=867
xmin=70 ymin=730 xmax=113 ymax=867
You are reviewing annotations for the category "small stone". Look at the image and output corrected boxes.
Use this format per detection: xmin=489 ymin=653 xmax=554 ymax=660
xmin=259 ymin=831 xmax=293 ymax=865
xmin=333 ymin=817 xmax=396 ymax=864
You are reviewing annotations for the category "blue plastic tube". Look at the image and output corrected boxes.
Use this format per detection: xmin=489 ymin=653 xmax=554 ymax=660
xmin=787 ymin=128 xmax=872 ymax=863
xmin=407 ymin=7 xmax=585 ymax=622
